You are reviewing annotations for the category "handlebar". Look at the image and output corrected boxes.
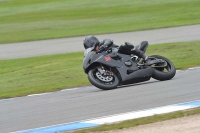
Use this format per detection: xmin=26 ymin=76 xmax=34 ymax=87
xmin=98 ymin=39 xmax=113 ymax=52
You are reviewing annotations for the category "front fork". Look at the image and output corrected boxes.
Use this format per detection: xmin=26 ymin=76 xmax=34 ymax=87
xmin=97 ymin=64 xmax=113 ymax=76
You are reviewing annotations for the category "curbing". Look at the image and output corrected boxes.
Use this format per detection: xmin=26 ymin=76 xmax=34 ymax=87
xmin=15 ymin=100 xmax=200 ymax=133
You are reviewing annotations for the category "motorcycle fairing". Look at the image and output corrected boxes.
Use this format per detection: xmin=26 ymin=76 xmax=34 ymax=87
xmin=83 ymin=51 xmax=125 ymax=73
xmin=83 ymin=50 xmax=155 ymax=85
xmin=117 ymin=66 xmax=154 ymax=85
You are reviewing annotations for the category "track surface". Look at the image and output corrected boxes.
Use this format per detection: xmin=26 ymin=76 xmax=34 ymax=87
xmin=0 ymin=24 xmax=200 ymax=60
xmin=1 ymin=25 xmax=200 ymax=133
xmin=1 ymin=68 xmax=200 ymax=133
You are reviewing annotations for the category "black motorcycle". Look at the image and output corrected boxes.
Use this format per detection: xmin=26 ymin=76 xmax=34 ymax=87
xmin=83 ymin=40 xmax=176 ymax=90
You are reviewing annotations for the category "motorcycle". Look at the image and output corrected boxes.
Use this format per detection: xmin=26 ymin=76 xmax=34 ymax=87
xmin=83 ymin=40 xmax=176 ymax=90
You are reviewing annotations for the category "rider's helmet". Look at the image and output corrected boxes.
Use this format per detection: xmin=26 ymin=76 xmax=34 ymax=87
xmin=83 ymin=35 xmax=100 ymax=49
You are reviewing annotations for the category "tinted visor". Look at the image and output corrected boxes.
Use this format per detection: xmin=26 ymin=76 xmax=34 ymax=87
xmin=84 ymin=43 xmax=93 ymax=49
xmin=83 ymin=35 xmax=99 ymax=49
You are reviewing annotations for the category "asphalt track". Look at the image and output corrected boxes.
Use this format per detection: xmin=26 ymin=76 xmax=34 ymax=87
xmin=0 ymin=25 xmax=200 ymax=133
xmin=0 ymin=68 xmax=200 ymax=133
xmin=0 ymin=24 xmax=200 ymax=60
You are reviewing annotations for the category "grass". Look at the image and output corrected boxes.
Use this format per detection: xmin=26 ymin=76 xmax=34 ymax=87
xmin=0 ymin=41 xmax=200 ymax=99
xmin=0 ymin=0 xmax=200 ymax=43
xmin=72 ymin=107 xmax=200 ymax=133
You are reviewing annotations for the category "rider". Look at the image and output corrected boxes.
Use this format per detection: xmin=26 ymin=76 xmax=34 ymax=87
xmin=83 ymin=35 xmax=148 ymax=61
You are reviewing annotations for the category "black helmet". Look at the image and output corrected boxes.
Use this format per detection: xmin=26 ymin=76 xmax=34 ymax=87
xmin=83 ymin=35 xmax=100 ymax=49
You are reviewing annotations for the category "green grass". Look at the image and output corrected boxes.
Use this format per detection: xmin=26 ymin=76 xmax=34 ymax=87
xmin=72 ymin=107 xmax=200 ymax=133
xmin=0 ymin=41 xmax=200 ymax=99
xmin=0 ymin=0 xmax=200 ymax=43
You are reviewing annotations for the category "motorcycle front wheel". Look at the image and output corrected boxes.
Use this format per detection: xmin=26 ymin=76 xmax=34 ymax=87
xmin=88 ymin=68 xmax=119 ymax=90
xmin=150 ymin=55 xmax=176 ymax=81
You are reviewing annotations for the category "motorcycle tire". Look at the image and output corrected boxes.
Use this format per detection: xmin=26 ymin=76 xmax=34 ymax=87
xmin=151 ymin=55 xmax=176 ymax=81
xmin=88 ymin=68 xmax=119 ymax=90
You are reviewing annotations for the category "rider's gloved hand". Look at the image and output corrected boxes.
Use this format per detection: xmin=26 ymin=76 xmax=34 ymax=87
xmin=99 ymin=39 xmax=113 ymax=51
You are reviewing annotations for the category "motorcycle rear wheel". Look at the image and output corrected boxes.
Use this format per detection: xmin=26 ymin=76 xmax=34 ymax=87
xmin=150 ymin=55 xmax=176 ymax=81
xmin=88 ymin=68 xmax=119 ymax=90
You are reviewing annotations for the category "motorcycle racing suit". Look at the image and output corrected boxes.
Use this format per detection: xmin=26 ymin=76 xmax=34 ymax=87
xmin=99 ymin=39 xmax=148 ymax=61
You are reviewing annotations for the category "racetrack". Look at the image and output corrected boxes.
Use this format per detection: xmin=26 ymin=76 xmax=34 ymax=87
xmin=1 ymin=25 xmax=200 ymax=133
xmin=0 ymin=24 xmax=200 ymax=60
xmin=1 ymin=68 xmax=200 ymax=133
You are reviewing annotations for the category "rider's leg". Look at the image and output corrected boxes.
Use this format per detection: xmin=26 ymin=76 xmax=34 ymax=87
xmin=125 ymin=42 xmax=148 ymax=61
xmin=131 ymin=48 xmax=148 ymax=61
